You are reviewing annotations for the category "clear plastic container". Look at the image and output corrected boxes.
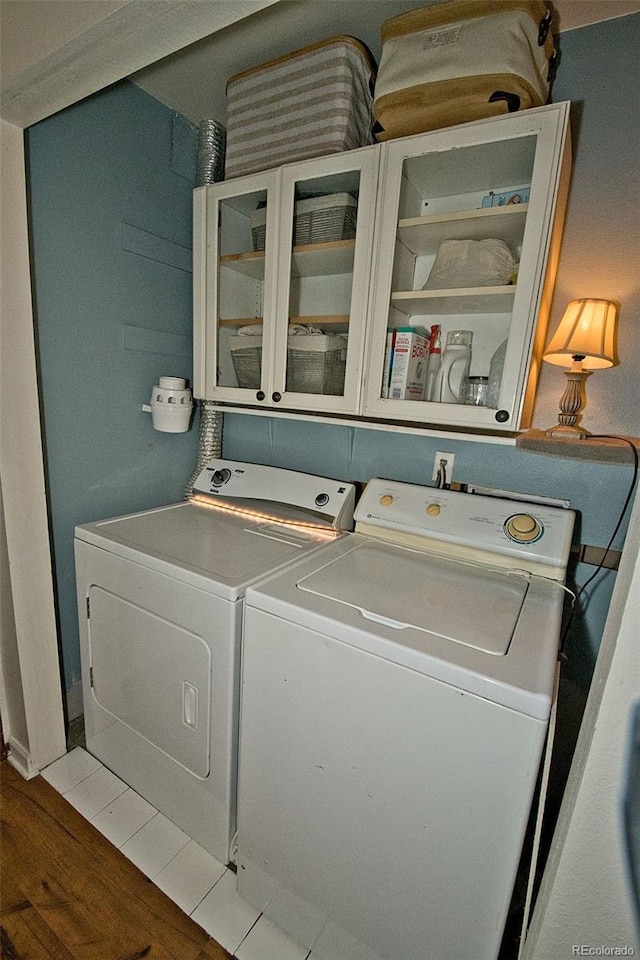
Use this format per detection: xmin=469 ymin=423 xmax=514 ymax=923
xmin=464 ymin=376 xmax=489 ymax=406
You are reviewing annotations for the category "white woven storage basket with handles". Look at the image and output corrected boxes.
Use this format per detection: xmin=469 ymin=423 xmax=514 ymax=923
xmin=230 ymin=329 xmax=347 ymax=396
xmin=230 ymin=334 xmax=263 ymax=389
xmin=250 ymin=194 xmax=357 ymax=252
xmin=286 ymin=332 xmax=347 ymax=395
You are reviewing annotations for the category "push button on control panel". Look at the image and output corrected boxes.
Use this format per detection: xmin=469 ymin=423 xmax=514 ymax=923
xmin=504 ymin=513 xmax=543 ymax=543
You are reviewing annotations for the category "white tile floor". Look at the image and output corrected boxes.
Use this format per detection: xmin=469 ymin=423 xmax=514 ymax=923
xmin=41 ymin=747 xmax=314 ymax=960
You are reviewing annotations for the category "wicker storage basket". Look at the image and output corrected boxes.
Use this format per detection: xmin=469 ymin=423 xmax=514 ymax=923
xmin=230 ymin=331 xmax=347 ymax=395
xmin=249 ymin=210 xmax=268 ymax=253
xmin=250 ymin=194 xmax=357 ymax=252
xmin=286 ymin=333 xmax=347 ymax=395
xmin=230 ymin=335 xmax=262 ymax=389
xmin=225 ymin=36 xmax=376 ymax=179
xmin=294 ymin=194 xmax=357 ymax=246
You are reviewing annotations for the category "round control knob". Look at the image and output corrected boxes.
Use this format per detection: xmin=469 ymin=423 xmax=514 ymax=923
xmin=504 ymin=513 xmax=542 ymax=543
xmin=211 ymin=468 xmax=231 ymax=487
xmin=256 ymin=390 xmax=265 ymax=401
xmin=379 ymin=494 xmax=394 ymax=507
xmin=426 ymin=503 xmax=441 ymax=517
xmin=272 ymin=392 xmax=282 ymax=403
xmin=315 ymin=493 xmax=330 ymax=507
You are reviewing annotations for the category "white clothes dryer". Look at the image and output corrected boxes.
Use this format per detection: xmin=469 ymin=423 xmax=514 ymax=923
xmin=237 ymin=478 xmax=575 ymax=960
xmin=75 ymin=459 xmax=355 ymax=864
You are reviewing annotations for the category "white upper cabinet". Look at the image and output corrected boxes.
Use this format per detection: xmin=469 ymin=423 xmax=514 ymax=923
xmin=364 ymin=103 xmax=571 ymax=432
xmin=193 ymin=147 xmax=379 ymax=414
xmin=194 ymin=103 xmax=571 ymax=434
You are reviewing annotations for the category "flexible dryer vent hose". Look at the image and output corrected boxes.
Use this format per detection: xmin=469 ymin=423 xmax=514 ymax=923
xmin=185 ymin=402 xmax=224 ymax=499
xmin=186 ymin=119 xmax=227 ymax=498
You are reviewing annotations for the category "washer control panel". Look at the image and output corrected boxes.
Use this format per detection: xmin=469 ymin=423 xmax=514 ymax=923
xmin=356 ymin=479 xmax=575 ymax=575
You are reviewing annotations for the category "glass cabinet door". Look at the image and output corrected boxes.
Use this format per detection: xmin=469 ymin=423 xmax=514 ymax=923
xmin=194 ymin=149 xmax=378 ymax=414
xmin=272 ymin=148 xmax=379 ymax=413
xmin=364 ymin=104 xmax=570 ymax=432
xmin=193 ymin=171 xmax=278 ymax=402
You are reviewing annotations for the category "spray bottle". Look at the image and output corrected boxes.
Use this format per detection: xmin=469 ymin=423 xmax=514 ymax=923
xmin=424 ymin=325 xmax=441 ymax=401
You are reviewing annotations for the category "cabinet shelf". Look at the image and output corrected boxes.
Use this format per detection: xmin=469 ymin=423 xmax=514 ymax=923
xmin=390 ymin=285 xmax=516 ymax=316
xmin=398 ymin=205 xmax=527 ymax=256
xmin=220 ymin=239 xmax=355 ymax=279
xmin=219 ymin=315 xmax=350 ymax=328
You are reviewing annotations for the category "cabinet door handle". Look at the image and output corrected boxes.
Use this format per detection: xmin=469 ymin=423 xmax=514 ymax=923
xmin=272 ymin=392 xmax=281 ymax=403
xmin=256 ymin=390 xmax=265 ymax=401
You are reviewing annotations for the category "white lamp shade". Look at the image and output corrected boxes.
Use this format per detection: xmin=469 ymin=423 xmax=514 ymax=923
xmin=543 ymin=298 xmax=618 ymax=369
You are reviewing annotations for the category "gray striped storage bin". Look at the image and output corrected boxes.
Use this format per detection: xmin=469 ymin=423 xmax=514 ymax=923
xmin=225 ymin=36 xmax=376 ymax=180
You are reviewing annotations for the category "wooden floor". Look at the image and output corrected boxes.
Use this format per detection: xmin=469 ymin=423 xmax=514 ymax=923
xmin=0 ymin=760 xmax=232 ymax=960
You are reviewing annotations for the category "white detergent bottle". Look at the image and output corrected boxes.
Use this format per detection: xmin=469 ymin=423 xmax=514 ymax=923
xmin=433 ymin=330 xmax=472 ymax=403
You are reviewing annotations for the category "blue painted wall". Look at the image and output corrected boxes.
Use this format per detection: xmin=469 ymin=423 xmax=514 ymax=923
xmin=27 ymin=81 xmax=199 ymax=712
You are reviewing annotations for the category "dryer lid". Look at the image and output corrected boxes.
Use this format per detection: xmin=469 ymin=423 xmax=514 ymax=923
xmin=296 ymin=539 xmax=529 ymax=655
xmin=77 ymin=501 xmax=337 ymax=599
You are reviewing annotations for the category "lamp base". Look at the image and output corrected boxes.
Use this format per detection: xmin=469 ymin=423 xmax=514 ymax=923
xmin=545 ymin=367 xmax=592 ymax=440
xmin=545 ymin=423 xmax=590 ymax=439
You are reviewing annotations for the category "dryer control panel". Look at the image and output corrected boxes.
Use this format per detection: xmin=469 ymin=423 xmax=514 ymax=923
xmin=192 ymin=459 xmax=356 ymax=531
xmin=354 ymin=479 xmax=575 ymax=579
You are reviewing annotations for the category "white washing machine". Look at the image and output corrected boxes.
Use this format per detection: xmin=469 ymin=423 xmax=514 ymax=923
xmin=75 ymin=459 xmax=355 ymax=864
xmin=237 ymin=478 xmax=575 ymax=960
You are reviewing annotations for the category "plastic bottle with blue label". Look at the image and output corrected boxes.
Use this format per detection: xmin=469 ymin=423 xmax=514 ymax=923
xmin=433 ymin=330 xmax=472 ymax=403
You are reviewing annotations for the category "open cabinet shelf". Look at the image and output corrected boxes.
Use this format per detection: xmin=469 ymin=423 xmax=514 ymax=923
xmin=390 ymin=285 xmax=517 ymax=316
xmin=397 ymin=204 xmax=527 ymax=256
xmin=220 ymin=239 xmax=356 ymax=279
xmin=219 ymin=315 xmax=350 ymax=328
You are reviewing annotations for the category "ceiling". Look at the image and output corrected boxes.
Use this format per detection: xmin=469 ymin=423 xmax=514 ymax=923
xmin=129 ymin=0 xmax=640 ymax=124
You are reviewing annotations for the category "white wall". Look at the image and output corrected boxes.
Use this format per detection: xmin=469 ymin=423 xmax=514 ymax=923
xmin=0 ymin=0 xmax=126 ymax=83
xmin=0 ymin=118 xmax=66 ymax=774
xmin=524 ymin=487 xmax=640 ymax=954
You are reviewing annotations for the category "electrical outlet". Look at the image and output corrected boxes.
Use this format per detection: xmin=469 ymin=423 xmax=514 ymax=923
xmin=432 ymin=451 xmax=455 ymax=484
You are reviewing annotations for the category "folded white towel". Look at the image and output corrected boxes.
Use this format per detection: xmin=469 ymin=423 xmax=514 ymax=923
xmin=236 ymin=323 xmax=264 ymax=336
xmin=288 ymin=324 xmax=324 ymax=335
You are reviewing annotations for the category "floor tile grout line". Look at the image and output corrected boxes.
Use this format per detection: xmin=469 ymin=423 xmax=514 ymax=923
xmin=52 ymin=766 xmax=102 ymax=796
xmin=232 ymin=910 xmax=263 ymax=958
xmin=186 ymin=866 xmax=230 ymax=919
xmin=89 ymin=793 xmax=160 ymax=849
xmin=65 ymin=780 xmax=130 ymax=823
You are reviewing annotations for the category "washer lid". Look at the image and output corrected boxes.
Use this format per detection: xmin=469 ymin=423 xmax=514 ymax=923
xmin=297 ymin=539 xmax=528 ymax=655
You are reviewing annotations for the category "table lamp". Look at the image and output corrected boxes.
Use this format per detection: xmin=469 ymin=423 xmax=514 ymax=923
xmin=543 ymin=298 xmax=618 ymax=438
